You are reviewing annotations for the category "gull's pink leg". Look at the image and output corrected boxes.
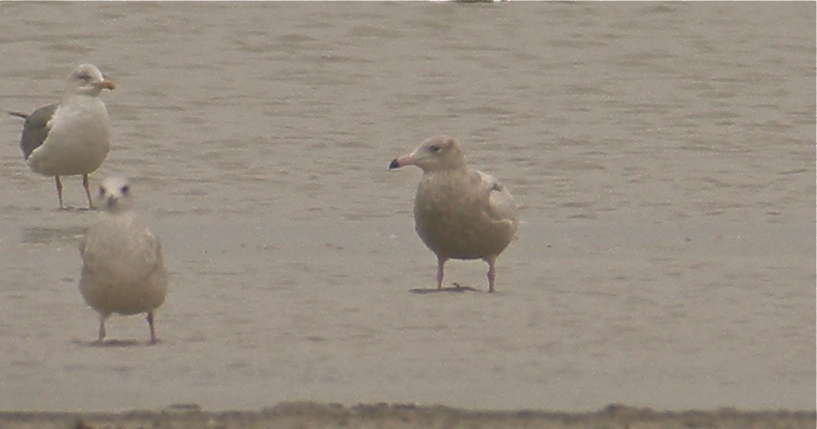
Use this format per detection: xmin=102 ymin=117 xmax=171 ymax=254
xmin=436 ymin=255 xmax=447 ymax=289
xmin=55 ymin=176 xmax=64 ymax=209
xmin=83 ymin=174 xmax=95 ymax=209
xmin=97 ymin=316 xmax=107 ymax=342
xmin=485 ymin=256 xmax=497 ymax=293
xmin=147 ymin=312 xmax=158 ymax=344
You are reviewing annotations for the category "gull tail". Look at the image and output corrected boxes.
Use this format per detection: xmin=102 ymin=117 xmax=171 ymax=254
xmin=7 ymin=111 xmax=28 ymax=120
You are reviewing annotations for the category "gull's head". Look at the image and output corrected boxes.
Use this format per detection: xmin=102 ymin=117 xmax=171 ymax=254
xmin=97 ymin=177 xmax=133 ymax=213
xmin=389 ymin=136 xmax=467 ymax=173
xmin=67 ymin=64 xmax=116 ymax=97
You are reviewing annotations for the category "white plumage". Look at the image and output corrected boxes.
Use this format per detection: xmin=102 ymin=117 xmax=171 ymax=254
xmin=389 ymin=136 xmax=519 ymax=292
xmin=10 ymin=64 xmax=115 ymax=209
xmin=79 ymin=178 xmax=168 ymax=343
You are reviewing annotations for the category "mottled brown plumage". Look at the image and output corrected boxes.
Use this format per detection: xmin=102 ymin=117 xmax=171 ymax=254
xmin=79 ymin=178 xmax=168 ymax=343
xmin=390 ymin=136 xmax=518 ymax=292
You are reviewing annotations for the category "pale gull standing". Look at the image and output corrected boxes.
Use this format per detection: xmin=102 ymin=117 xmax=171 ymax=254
xmin=79 ymin=178 xmax=168 ymax=344
xmin=389 ymin=136 xmax=519 ymax=292
xmin=8 ymin=64 xmax=115 ymax=209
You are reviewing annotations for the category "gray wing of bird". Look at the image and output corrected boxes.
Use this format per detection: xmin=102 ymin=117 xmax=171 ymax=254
xmin=13 ymin=103 xmax=58 ymax=160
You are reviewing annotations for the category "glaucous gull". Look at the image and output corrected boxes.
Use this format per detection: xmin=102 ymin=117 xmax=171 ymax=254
xmin=79 ymin=178 xmax=168 ymax=344
xmin=389 ymin=136 xmax=519 ymax=292
xmin=8 ymin=64 xmax=115 ymax=209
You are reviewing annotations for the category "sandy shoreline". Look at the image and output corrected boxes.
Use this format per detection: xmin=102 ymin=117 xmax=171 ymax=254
xmin=2 ymin=402 xmax=814 ymax=429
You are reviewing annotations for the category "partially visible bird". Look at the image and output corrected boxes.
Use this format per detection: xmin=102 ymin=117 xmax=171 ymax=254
xmin=8 ymin=64 xmax=115 ymax=209
xmin=389 ymin=136 xmax=519 ymax=292
xmin=79 ymin=178 xmax=168 ymax=344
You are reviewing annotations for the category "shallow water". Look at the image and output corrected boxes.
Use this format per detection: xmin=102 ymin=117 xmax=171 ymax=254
xmin=0 ymin=2 xmax=813 ymax=412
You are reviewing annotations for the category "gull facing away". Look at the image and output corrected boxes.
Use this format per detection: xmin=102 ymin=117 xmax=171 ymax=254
xmin=79 ymin=178 xmax=168 ymax=344
xmin=389 ymin=136 xmax=519 ymax=292
xmin=8 ymin=64 xmax=115 ymax=209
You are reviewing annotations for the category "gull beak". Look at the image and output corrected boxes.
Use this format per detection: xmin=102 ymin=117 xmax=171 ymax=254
xmin=96 ymin=80 xmax=116 ymax=90
xmin=389 ymin=154 xmax=414 ymax=169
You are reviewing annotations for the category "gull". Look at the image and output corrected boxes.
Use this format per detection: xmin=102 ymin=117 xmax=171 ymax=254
xmin=79 ymin=178 xmax=168 ymax=343
xmin=9 ymin=64 xmax=115 ymax=209
xmin=389 ymin=136 xmax=519 ymax=292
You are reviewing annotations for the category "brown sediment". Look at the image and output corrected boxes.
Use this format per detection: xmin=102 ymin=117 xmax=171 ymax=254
xmin=0 ymin=403 xmax=814 ymax=429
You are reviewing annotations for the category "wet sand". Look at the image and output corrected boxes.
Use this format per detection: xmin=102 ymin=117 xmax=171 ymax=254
xmin=2 ymin=402 xmax=814 ymax=429
xmin=0 ymin=1 xmax=814 ymax=415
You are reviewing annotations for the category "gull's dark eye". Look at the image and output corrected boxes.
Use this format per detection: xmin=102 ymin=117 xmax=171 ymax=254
xmin=98 ymin=187 xmax=106 ymax=197
xmin=121 ymin=185 xmax=129 ymax=195
xmin=78 ymin=73 xmax=92 ymax=82
xmin=428 ymin=145 xmax=441 ymax=153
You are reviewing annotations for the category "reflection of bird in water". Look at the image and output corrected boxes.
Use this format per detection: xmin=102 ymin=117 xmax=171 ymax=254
xmin=390 ymin=136 xmax=519 ymax=292
xmin=79 ymin=178 xmax=168 ymax=343
xmin=8 ymin=64 xmax=115 ymax=209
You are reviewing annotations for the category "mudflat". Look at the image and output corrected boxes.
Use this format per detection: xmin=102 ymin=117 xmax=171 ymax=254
xmin=1 ymin=1 xmax=814 ymax=415
xmin=2 ymin=403 xmax=814 ymax=429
